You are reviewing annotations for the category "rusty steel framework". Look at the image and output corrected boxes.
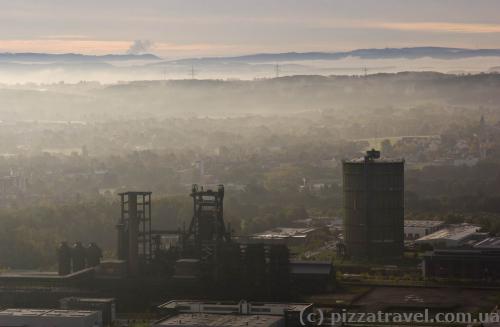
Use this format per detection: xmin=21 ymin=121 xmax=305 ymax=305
xmin=117 ymin=191 xmax=152 ymax=275
xmin=184 ymin=184 xmax=230 ymax=253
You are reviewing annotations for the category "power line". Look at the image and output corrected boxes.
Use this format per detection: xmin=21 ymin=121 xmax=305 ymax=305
xmin=190 ymin=66 xmax=196 ymax=79
xmin=275 ymin=63 xmax=280 ymax=78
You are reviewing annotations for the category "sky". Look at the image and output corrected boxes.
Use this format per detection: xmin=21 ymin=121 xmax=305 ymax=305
xmin=1 ymin=0 xmax=500 ymax=59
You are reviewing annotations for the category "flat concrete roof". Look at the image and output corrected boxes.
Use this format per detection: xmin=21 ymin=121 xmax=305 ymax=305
xmin=473 ymin=237 xmax=500 ymax=249
xmin=252 ymin=227 xmax=318 ymax=239
xmin=0 ymin=309 xmax=97 ymax=318
xmin=343 ymin=158 xmax=404 ymax=163
xmin=0 ymin=270 xmax=58 ymax=278
xmin=424 ymin=249 xmax=500 ymax=258
xmin=159 ymin=300 xmax=312 ymax=313
xmin=155 ymin=313 xmax=283 ymax=327
xmin=404 ymin=220 xmax=444 ymax=228
xmin=0 ymin=267 xmax=94 ymax=281
xmin=60 ymin=297 xmax=115 ymax=303
xmin=118 ymin=191 xmax=152 ymax=195
xmin=416 ymin=224 xmax=480 ymax=242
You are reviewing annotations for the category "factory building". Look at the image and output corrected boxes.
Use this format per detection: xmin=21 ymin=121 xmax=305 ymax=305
xmin=155 ymin=300 xmax=313 ymax=327
xmin=245 ymin=227 xmax=325 ymax=246
xmin=0 ymin=309 xmax=101 ymax=327
xmin=342 ymin=150 xmax=404 ymax=259
xmin=59 ymin=297 xmax=116 ymax=327
xmin=0 ymin=184 xmax=335 ymax=309
xmin=473 ymin=237 xmax=500 ymax=250
xmin=415 ymin=223 xmax=483 ymax=248
xmin=154 ymin=313 xmax=283 ymax=327
xmin=404 ymin=220 xmax=445 ymax=240
xmin=422 ymin=249 xmax=500 ymax=281
xmin=290 ymin=260 xmax=336 ymax=293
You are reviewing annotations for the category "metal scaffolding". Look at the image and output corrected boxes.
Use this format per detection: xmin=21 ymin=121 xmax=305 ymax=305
xmin=118 ymin=191 xmax=152 ymax=275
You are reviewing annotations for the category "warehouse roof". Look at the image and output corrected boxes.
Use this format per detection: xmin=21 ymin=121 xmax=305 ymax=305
xmin=404 ymin=220 xmax=444 ymax=228
xmin=154 ymin=313 xmax=283 ymax=327
xmin=473 ymin=237 xmax=500 ymax=249
xmin=416 ymin=224 xmax=480 ymax=242
xmin=424 ymin=249 xmax=500 ymax=258
xmin=158 ymin=300 xmax=312 ymax=315
xmin=252 ymin=227 xmax=318 ymax=240
xmin=0 ymin=309 xmax=97 ymax=317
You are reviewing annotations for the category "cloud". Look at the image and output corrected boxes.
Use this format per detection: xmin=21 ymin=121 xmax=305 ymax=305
xmin=0 ymin=39 xmax=131 ymax=54
xmin=377 ymin=22 xmax=500 ymax=34
xmin=42 ymin=34 xmax=91 ymax=40
xmin=0 ymin=39 xmax=242 ymax=57
xmin=126 ymin=39 xmax=154 ymax=54
xmin=315 ymin=19 xmax=500 ymax=34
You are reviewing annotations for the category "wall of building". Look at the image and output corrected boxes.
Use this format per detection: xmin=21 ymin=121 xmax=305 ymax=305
xmin=343 ymin=159 xmax=404 ymax=259
xmin=404 ymin=222 xmax=444 ymax=240
xmin=423 ymin=250 xmax=500 ymax=281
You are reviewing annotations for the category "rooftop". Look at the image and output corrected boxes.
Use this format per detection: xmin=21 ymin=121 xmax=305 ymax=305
xmin=473 ymin=237 xmax=500 ymax=249
xmin=0 ymin=309 xmax=97 ymax=318
xmin=0 ymin=267 xmax=94 ymax=280
xmin=424 ymin=249 xmax=500 ymax=258
xmin=416 ymin=224 xmax=480 ymax=242
xmin=158 ymin=300 xmax=312 ymax=314
xmin=404 ymin=220 xmax=444 ymax=228
xmin=252 ymin=227 xmax=318 ymax=239
xmin=60 ymin=297 xmax=115 ymax=303
xmin=342 ymin=157 xmax=404 ymax=164
xmin=155 ymin=313 xmax=283 ymax=327
xmin=118 ymin=191 xmax=152 ymax=196
xmin=0 ymin=270 xmax=58 ymax=278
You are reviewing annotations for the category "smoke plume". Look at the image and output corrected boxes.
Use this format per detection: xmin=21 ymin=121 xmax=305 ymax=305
xmin=127 ymin=40 xmax=154 ymax=55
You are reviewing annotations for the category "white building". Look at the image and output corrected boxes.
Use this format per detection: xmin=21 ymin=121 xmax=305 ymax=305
xmin=0 ymin=309 xmax=101 ymax=327
xmin=415 ymin=223 xmax=482 ymax=248
xmin=155 ymin=300 xmax=312 ymax=327
xmin=404 ymin=220 xmax=445 ymax=240
xmin=453 ymin=157 xmax=479 ymax=167
xmin=153 ymin=300 xmax=313 ymax=327
xmin=246 ymin=227 xmax=324 ymax=245
xmin=157 ymin=300 xmax=311 ymax=316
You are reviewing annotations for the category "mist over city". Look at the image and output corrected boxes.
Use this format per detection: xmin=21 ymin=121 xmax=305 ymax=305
xmin=1 ymin=1 xmax=500 ymax=327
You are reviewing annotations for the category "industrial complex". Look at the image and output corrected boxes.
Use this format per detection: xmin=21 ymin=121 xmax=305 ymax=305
xmin=0 ymin=183 xmax=333 ymax=326
xmin=0 ymin=150 xmax=499 ymax=326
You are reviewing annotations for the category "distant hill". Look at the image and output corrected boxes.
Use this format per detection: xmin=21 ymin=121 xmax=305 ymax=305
xmin=171 ymin=47 xmax=500 ymax=64
xmin=0 ymin=53 xmax=161 ymax=62
xmin=1 ymin=47 xmax=500 ymax=83
xmin=3 ymin=47 xmax=500 ymax=64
